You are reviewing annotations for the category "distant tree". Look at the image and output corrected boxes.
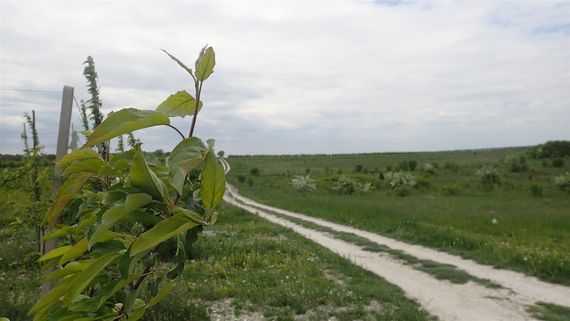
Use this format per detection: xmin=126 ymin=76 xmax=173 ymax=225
xmin=116 ymin=135 xmax=125 ymax=152
xmin=127 ymin=132 xmax=140 ymax=147
xmin=217 ymin=150 xmax=225 ymax=158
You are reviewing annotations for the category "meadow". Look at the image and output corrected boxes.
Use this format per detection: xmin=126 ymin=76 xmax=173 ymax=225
xmin=226 ymin=145 xmax=570 ymax=285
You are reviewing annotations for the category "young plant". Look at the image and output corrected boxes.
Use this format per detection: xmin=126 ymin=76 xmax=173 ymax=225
xmin=31 ymin=46 xmax=225 ymax=321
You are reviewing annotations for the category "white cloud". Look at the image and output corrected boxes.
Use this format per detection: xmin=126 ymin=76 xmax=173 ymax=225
xmin=0 ymin=0 xmax=568 ymax=155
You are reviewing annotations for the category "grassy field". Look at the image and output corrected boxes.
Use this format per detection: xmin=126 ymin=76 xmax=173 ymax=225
xmin=226 ymin=147 xmax=570 ymax=285
xmin=0 ymin=187 xmax=433 ymax=321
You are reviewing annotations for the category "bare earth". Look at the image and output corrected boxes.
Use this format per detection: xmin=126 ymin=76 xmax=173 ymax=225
xmin=220 ymin=159 xmax=570 ymax=321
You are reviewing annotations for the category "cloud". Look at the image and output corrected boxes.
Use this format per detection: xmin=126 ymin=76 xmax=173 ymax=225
xmin=0 ymin=0 xmax=568 ymax=155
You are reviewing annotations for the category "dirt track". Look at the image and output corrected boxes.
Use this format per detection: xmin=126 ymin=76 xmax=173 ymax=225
xmin=220 ymin=158 xmax=570 ymax=321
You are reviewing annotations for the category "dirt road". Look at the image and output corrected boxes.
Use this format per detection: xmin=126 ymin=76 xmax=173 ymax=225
xmin=219 ymin=158 xmax=570 ymax=321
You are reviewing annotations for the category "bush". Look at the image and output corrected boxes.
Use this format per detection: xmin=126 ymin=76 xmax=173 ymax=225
xmin=422 ymin=163 xmax=436 ymax=175
xmin=290 ymin=175 xmax=316 ymax=192
xmin=250 ymin=167 xmax=260 ymax=176
xmin=554 ymin=172 xmax=570 ymax=190
xmin=237 ymin=174 xmax=246 ymax=184
xmin=552 ymin=158 xmax=565 ymax=168
xmin=247 ymin=178 xmax=254 ymax=186
xmin=354 ymin=164 xmax=363 ymax=173
xmin=329 ymin=175 xmax=375 ymax=195
xmin=530 ymin=184 xmax=543 ymax=197
xmin=397 ymin=160 xmax=417 ymax=172
xmin=475 ymin=165 xmax=500 ymax=185
xmin=529 ymin=140 xmax=570 ymax=158
xmin=506 ymin=155 xmax=529 ymax=173
xmin=384 ymin=171 xmax=417 ymax=190
xmin=444 ymin=162 xmax=459 ymax=172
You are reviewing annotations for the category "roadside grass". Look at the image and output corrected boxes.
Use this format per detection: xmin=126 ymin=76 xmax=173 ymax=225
xmin=242 ymin=200 xmax=500 ymax=288
xmin=0 ymin=186 xmax=434 ymax=321
xmin=149 ymin=204 xmax=435 ymax=321
xmin=226 ymin=148 xmax=570 ymax=285
xmin=528 ymin=302 xmax=570 ymax=321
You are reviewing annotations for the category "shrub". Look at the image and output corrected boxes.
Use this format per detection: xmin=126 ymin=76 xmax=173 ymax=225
xmin=397 ymin=160 xmax=417 ymax=171
xmin=237 ymin=174 xmax=246 ymax=183
xmin=529 ymin=140 xmax=570 ymax=158
xmin=506 ymin=155 xmax=529 ymax=173
xmin=384 ymin=171 xmax=417 ymax=189
xmin=552 ymin=158 xmax=565 ymax=168
xmin=530 ymin=184 xmax=543 ymax=197
xmin=554 ymin=172 xmax=570 ymax=190
xmin=247 ymin=178 xmax=254 ymax=186
xmin=422 ymin=163 xmax=436 ymax=175
xmin=290 ymin=175 xmax=317 ymax=192
xmin=475 ymin=165 xmax=500 ymax=185
xmin=250 ymin=167 xmax=260 ymax=176
xmin=354 ymin=164 xmax=363 ymax=173
xmin=329 ymin=175 xmax=375 ymax=195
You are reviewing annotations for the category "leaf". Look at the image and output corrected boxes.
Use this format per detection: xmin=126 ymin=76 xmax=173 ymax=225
xmin=130 ymin=144 xmax=168 ymax=200
xmin=42 ymin=226 xmax=74 ymax=241
xmin=168 ymin=137 xmax=206 ymax=194
xmin=38 ymin=245 xmax=72 ymax=262
xmin=56 ymin=148 xmax=99 ymax=167
xmin=173 ymin=207 xmax=204 ymax=224
xmin=30 ymin=279 xmax=72 ymax=314
xmin=161 ymin=49 xmax=195 ymax=78
xmin=200 ymin=150 xmax=226 ymax=209
xmin=46 ymin=172 xmax=92 ymax=227
xmin=64 ymin=252 xmax=121 ymax=304
xmin=156 ymin=91 xmax=203 ymax=118
xmin=195 ymin=47 xmax=215 ymax=81
xmin=85 ymin=108 xmax=169 ymax=147
xmin=59 ymin=238 xmax=88 ymax=265
xmin=89 ymin=193 xmax=152 ymax=248
xmin=148 ymin=282 xmax=173 ymax=307
xmin=63 ymin=159 xmax=105 ymax=176
xmin=130 ymin=216 xmax=199 ymax=256
xmin=44 ymin=261 xmax=93 ymax=281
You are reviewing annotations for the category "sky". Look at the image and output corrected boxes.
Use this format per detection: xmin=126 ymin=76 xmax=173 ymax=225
xmin=1 ymin=0 xmax=569 ymax=156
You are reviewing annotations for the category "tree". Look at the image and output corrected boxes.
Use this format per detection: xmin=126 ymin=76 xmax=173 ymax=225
xmin=217 ymin=150 xmax=225 ymax=158
xmin=32 ymin=46 xmax=223 ymax=321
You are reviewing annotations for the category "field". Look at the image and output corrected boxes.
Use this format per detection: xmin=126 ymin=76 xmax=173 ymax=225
xmin=0 ymin=188 xmax=433 ymax=321
xmin=225 ymin=147 xmax=570 ymax=285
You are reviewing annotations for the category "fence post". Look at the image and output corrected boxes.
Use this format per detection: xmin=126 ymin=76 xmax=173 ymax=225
xmin=41 ymin=85 xmax=74 ymax=294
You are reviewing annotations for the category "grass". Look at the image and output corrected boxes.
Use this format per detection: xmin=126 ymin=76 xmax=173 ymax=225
xmin=240 ymin=199 xmax=500 ymax=288
xmin=226 ymin=147 xmax=570 ymax=284
xmin=528 ymin=302 xmax=570 ymax=321
xmin=0 ymin=185 xmax=434 ymax=321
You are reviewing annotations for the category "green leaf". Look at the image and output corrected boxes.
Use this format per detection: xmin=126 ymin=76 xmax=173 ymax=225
xmin=200 ymin=150 xmax=226 ymax=209
xmin=42 ymin=225 xmax=74 ymax=241
xmin=44 ymin=261 xmax=93 ymax=281
xmin=148 ymin=281 xmax=173 ymax=307
xmin=64 ymin=252 xmax=121 ymax=304
xmin=30 ymin=278 xmax=72 ymax=314
xmin=59 ymin=238 xmax=88 ymax=265
xmin=56 ymin=148 xmax=99 ymax=167
xmin=195 ymin=47 xmax=215 ymax=81
xmin=161 ymin=49 xmax=195 ymax=79
xmin=89 ymin=193 xmax=152 ymax=248
xmin=156 ymin=91 xmax=203 ymax=118
xmin=63 ymin=159 xmax=105 ymax=176
xmin=130 ymin=216 xmax=199 ymax=256
xmin=38 ymin=245 xmax=72 ymax=262
xmin=85 ymin=108 xmax=169 ymax=147
xmin=130 ymin=144 xmax=168 ymax=200
xmin=46 ymin=172 xmax=92 ymax=227
xmin=168 ymin=137 xmax=206 ymax=194
xmin=173 ymin=207 xmax=204 ymax=224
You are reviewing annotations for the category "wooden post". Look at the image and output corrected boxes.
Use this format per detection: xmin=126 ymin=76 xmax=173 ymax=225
xmin=41 ymin=85 xmax=74 ymax=294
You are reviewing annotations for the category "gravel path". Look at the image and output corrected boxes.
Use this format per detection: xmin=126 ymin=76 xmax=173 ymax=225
xmin=220 ymin=159 xmax=570 ymax=321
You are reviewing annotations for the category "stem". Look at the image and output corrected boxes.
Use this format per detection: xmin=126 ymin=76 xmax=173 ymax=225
xmin=166 ymin=124 xmax=185 ymax=140
xmin=189 ymin=81 xmax=203 ymax=138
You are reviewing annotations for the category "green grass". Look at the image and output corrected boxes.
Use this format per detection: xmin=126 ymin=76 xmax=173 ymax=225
xmin=0 ymin=185 xmax=434 ymax=321
xmin=226 ymin=147 xmax=570 ymax=285
xmin=241 ymin=200 xmax=500 ymax=288
xmin=528 ymin=302 xmax=570 ymax=321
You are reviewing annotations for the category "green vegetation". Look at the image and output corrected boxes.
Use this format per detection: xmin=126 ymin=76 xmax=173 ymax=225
xmin=227 ymin=146 xmax=570 ymax=284
xmin=30 ymin=47 xmax=225 ymax=321
xmin=528 ymin=302 xmax=570 ymax=321
xmin=1 ymin=186 xmax=434 ymax=321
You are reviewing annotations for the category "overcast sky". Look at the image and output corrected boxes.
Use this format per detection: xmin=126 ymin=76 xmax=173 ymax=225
xmin=1 ymin=0 xmax=569 ymax=155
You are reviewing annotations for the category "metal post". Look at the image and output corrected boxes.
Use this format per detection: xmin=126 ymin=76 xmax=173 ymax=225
xmin=41 ymin=85 xmax=74 ymax=294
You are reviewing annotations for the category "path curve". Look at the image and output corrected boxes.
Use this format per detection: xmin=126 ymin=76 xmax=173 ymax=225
xmin=219 ymin=158 xmax=570 ymax=321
